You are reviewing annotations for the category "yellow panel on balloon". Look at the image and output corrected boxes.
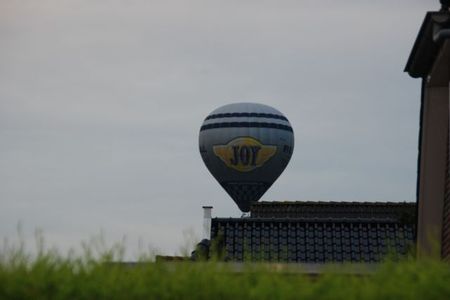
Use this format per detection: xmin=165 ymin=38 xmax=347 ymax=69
xmin=213 ymin=137 xmax=277 ymax=172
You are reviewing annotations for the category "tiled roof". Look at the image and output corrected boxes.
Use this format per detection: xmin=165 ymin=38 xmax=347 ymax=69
xmin=250 ymin=201 xmax=415 ymax=223
xmin=210 ymin=217 xmax=415 ymax=263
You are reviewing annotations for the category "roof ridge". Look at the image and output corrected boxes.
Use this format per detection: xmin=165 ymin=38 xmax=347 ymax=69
xmin=254 ymin=201 xmax=415 ymax=205
xmin=213 ymin=217 xmax=406 ymax=224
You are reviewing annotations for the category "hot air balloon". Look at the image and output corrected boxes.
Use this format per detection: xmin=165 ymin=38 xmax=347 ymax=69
xmin=199 ymin=103 xmax=294 ymax=212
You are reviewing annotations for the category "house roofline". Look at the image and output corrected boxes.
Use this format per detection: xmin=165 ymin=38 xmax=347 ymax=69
xmin=405 ymin=11 xmax=450 ymax=78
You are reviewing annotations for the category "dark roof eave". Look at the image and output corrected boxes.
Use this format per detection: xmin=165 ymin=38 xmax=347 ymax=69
xmin=252 ymin=201 xmax=415 ymax=207
xmin=212 ymin=217 xmax=404 ymax=224
xmin=405 ymin=11 xmax=450 ymax=78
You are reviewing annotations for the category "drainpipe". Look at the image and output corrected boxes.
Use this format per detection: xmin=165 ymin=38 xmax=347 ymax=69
xmin=415 ymin=78 xmax=426 ymax=247
xmin=202 ymin=206 xmax=213 ymax=240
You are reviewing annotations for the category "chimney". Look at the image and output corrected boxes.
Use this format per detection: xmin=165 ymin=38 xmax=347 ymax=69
xmin=202 ymin=206 xmax=213 ymax=240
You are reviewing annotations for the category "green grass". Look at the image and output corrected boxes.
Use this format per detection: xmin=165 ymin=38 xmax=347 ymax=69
xmin=0 ymin=240 xmax=449 ymax=299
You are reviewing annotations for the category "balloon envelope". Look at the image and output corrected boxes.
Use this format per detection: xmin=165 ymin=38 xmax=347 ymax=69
xmin=199 ymin=103 xmax=294 ymax=212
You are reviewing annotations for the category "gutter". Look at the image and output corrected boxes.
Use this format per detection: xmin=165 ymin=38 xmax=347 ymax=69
xmin=415 ymin=78 xmax=426 ymax=248
xmin=434 ymin=28 xmax=450 ymax=42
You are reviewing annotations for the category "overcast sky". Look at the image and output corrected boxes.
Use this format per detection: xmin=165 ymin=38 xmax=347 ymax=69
xmin=0 ymin=0 xmax=437 ymax=257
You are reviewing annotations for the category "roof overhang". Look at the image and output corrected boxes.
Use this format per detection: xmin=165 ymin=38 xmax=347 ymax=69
xmin=405 ymin=10 xmax=450 ymax=78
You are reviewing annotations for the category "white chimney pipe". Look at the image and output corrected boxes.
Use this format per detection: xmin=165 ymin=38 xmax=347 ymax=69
xmin=202 ymin=206 xmax=213 ymax=240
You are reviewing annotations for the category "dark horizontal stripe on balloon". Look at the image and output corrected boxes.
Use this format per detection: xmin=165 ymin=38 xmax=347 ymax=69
xmin=205 ymin=112 xmax=288 ymax=121
xmin=200 ymin=122 xmax=293 ymax=132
